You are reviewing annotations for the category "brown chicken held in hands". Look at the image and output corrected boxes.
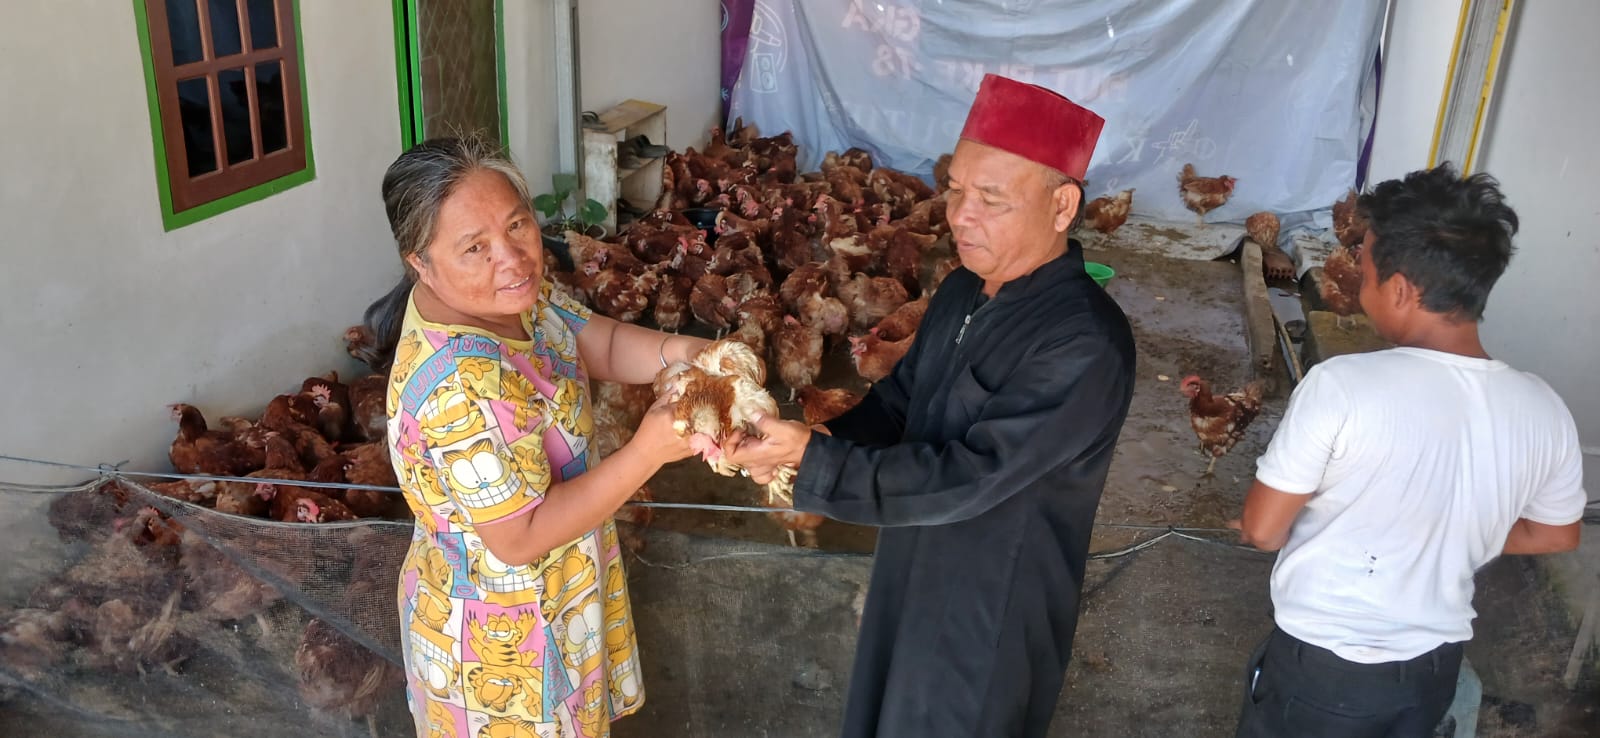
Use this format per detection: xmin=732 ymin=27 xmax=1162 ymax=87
xmin=691 ymin=337 xmax=769 ymax=387
xmin=1178 ymin=163 xmax=1236 ymax=225
xmin=1180 ymin=375 xmax=1264 ymax=476
xmin=657 ymin=364 xmax=772 ymax=477
xmin=1081 ymin=189 xmax=1135 ymax=234
xmin=655 ymin=342 xmax=794 ymax=506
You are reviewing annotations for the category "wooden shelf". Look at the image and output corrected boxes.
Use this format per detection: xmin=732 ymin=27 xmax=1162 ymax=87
xmin=617 ymin=162 xmax=647 ymax=181
xmin=591 ymin=99 xmax=666 ymax=135
xmin=581 ymin=99 xmax=667 ymax=235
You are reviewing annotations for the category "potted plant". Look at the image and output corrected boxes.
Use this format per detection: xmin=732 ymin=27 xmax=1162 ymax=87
xmin=534 ymin=173 xmax=608 ymax=239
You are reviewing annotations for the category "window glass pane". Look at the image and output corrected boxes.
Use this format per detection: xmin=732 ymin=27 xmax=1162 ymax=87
xmin=209 ymin=0 xmax=243 ymax=58
xmin=176 ymin=77 xmax=217 ymax=177
xmin=165 ymin=0 xmax=204 ymax=65
xmin=255 ymin=61 xmax=287 ymax=154
xmin=246 ymin=0 xmax=278 ymax=49
xmin=218 ymin=68 xmax=254 ymax=165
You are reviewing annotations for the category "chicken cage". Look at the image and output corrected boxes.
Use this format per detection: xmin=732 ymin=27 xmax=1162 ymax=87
xmin=0 ymin=478 xmax=413 ymax=737
xmin=0 ymin=475 xmax=875 ymax=738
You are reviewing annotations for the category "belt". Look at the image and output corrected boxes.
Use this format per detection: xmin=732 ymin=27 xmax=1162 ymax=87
xmin=1273 ymin=627 xmax=1463 ymax=681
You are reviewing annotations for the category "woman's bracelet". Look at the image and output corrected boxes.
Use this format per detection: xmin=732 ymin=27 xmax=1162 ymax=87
xmin=658 ymin=335 xmax=671 ymax=369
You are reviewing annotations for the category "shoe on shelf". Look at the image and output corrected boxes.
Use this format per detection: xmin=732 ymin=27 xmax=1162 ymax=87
xmin=616 ymin=199 xmax=649 ymax=219
xmin=623 ymin=134 xmax=669 ymax=158
xmin=581 ymin=110 xmax=604 ymax=130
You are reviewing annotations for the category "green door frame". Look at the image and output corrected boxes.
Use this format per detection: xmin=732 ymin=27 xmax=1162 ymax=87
xmin=391 ymin=0 xmax=509 ymax=152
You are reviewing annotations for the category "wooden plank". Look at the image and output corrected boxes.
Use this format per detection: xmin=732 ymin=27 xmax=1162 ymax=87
xmin=622 ymin=157 xmax=664 ymax=212
xmin=1239 ymin=242 xmax=1284 ymax=395
xmin=581 ymin=129 xmax=619 ymax=235
xmin=596 ymin=99 xmax=666 ymax=134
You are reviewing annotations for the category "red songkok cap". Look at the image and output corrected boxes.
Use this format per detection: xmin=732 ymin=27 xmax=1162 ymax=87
xmin=959 ymin=74 xmax=1104 ymax=182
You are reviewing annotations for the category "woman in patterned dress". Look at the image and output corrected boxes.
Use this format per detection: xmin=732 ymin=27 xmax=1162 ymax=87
xmin=365 ymin=137 xmax=707 ymax=738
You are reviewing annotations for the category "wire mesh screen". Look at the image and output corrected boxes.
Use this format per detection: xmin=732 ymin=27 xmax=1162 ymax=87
xmin=0 ymin=477 xmax=875 ymax=738
xmin=0 ymin=479 xmax=413 ymax=737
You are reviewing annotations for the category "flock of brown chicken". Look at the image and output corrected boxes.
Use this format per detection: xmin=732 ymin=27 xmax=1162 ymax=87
xmin=1321 ymin=189 xmax=1370 ymax=327
xmin=549 ymin=119 xmax=957 ymax=401
xmin=159 ymin=373 xmax=404 ymax=524
xmin=3 ymin=480 xmax=401 ymax=733
xmin=0 ymin=371 xmax=410 ymax=730
xmin=542 ymin=120 xmax=986 ymax=546
xmin=1075 ymin=161 xmax=1238 ymax=236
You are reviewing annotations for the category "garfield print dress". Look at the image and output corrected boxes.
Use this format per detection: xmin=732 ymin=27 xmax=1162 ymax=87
xmin=386 ymin=281 xmax=644 ymax=738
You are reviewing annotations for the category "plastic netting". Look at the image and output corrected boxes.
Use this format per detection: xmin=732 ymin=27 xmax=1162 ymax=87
xmin=0 ymin=478 xmax=413 ymax=737
xmin=0 ymin=475 xmax=878 ymax=738
xmin=21 ymin=468 xmax=1489 ymax=737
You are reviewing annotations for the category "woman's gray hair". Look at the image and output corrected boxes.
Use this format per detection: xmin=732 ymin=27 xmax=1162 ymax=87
xmin=356 ymin=135 xmax=531 ymax=373
xmin=383 ymin=135 xmax=532 ymax=273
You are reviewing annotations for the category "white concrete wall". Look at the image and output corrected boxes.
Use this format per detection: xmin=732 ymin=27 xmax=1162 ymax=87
xmin=502 ymin=0 xmax=561 ymax=191
xmin=1372 ymin=0 xmax=1597 ymax=487
xmin=0 ymin=1 xmax=403 ymax=484
xmin=1365 ymin=0 xmax=1458 ymax=184
xmin=1475 ymin=0 xmax=1600 ymax=490
xmin=577 ymin=0 xmax=723 ymax=152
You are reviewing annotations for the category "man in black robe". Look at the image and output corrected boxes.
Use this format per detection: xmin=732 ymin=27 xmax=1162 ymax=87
xmin=730 ymin=74 xmax=1137 ymax=737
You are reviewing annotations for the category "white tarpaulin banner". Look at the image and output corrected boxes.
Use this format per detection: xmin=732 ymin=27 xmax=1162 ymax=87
xmin=729 ymin=0 xmax=1385 ymax=223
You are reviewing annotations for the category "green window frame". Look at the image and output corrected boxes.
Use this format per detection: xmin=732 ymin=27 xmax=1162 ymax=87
xmin=390 ymin=0 xmax=509 ymax=152
xmin=134 ymin=0 xmax=316 ymax=231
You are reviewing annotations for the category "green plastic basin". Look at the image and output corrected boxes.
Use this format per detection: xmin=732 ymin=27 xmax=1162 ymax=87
xmin=1085 ymin=261 xmax=1116 ymax=288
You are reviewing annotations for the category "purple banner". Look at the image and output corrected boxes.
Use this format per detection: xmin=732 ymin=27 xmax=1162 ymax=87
xmin=721 ymin=0 xmax=757 ymax=125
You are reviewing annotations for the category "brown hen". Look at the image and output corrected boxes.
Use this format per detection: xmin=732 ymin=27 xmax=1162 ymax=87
xmin=1181 ymin=375 xmax=1264 ymax=476
xmin=1082 ymin=188 xmax=1135 ymax=234
xmin=1178 ymin=163 xmax=1236 ymax=225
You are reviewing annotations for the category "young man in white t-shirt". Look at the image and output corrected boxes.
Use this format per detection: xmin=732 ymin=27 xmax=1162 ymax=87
xmin=1231 ymin=164 xmax=1587 ymax=738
